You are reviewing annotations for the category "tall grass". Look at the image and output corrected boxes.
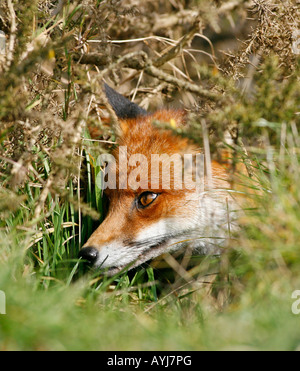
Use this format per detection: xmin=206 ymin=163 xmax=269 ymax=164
xmin=0 ymin=0 xmax=299 ymax=351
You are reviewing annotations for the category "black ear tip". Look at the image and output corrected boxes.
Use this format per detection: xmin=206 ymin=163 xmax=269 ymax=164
xmin=103 ymin=83 xmax=147 ymax=120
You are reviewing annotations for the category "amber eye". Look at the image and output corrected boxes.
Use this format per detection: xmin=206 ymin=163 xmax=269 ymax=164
xmin=137 ymin=192 xmax=159 ymax=209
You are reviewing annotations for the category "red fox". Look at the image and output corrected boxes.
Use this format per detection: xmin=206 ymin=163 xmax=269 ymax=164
xmin=79 ymin=83 xmax=239 ymax=275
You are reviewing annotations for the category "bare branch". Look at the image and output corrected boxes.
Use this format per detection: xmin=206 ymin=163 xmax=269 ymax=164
xmin=73 ymin=50 xmax=223 ymax=102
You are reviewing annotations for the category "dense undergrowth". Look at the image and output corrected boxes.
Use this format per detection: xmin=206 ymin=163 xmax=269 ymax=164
xmin=0 ymin=0 xmax=299 ymax=350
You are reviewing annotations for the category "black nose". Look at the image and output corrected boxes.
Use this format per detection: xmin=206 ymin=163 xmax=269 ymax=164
xmin=78 ymin=246 xmax=98 ymax=265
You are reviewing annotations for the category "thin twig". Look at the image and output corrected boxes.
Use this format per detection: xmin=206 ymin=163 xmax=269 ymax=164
xmin=153 ymin=16 xmax=201 ymax=68
xmin=6 ymin=0 xmax=17 ymax=70
xmin=143 ymin=62 xmax=221 ymax=101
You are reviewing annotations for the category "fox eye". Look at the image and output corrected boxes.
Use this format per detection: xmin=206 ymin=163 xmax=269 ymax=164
xmin=137 ymin=192 xmax=159 ymax=209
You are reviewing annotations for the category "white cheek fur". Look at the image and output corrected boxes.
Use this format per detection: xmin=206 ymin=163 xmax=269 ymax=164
xmin=94 ymin=191 xmax=237 ymax=270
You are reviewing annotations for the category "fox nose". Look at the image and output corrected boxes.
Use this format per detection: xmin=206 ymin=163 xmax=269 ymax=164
xmin=78 ymin=246 xmax=98 ymax=265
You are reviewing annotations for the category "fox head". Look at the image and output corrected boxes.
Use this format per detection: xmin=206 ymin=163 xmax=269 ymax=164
xmin=79 ymin=83 xmax=235 ymax=275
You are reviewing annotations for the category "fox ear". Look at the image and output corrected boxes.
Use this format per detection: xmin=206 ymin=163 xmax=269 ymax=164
xmin=103 ymin=83 xmax=147 ymax=120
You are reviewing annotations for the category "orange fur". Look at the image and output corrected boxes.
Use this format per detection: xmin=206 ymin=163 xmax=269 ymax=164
xmin=81 ymin=107 xmax=240 ymax=274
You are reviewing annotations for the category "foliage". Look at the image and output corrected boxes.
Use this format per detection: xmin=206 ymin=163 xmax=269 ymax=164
xmin=0 ymin=0 xmax=299 ymax=350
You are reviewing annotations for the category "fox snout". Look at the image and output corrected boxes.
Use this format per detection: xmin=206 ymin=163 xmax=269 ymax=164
xmin=78 ymin=246 xmax=99 ymax=265
xmin=78 ymin=190 xmax=232 ymax=275
xmin=78 ymin=200 xmax=185 ymax=274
